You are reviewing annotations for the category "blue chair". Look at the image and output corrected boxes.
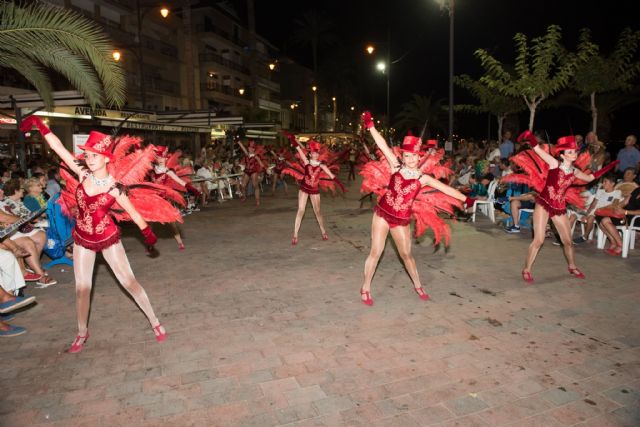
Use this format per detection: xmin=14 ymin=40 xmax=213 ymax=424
xmin=43 ymin=193 xmax=74 ymax=269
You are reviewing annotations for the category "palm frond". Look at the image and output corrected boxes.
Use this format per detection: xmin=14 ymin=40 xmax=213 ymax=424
xmin=0 ymin=2 xmax=125 ymax=108
xmin=0 ymin=54 xmax=53 ymax=106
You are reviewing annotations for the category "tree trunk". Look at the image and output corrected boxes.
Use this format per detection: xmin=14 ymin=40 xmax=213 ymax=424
xmin=496 ymin=114 xmax=505 ymax=143
xmin=528 ymin=105 xmax=536 ymax=131
xmin=590 ymin=91 xmax=597 ymax=134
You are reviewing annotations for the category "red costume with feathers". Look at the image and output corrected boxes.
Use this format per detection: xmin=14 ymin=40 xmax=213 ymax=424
xmin=241 ymin=143 xmax=267 ymax=176
xmin=502 ymin=145 xmax=592 ymax=217
xmin=360 ymin=146 xmax=460 ymax=245
xmin=150 ymin=147 xmax=194 ymax=192
xmin=282 ymin=144 xmax=345 ymax=194
xmin=59 ymin=136 xmax=185 ymax=252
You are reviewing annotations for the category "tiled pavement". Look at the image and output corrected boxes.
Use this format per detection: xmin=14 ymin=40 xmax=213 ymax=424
xmin=1 ymin=178 xmax=639 ymax=426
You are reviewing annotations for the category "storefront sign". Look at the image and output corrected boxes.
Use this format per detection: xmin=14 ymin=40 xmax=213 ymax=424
xmin=99 ymin=120 xmax=210 ymax=133
xmin=23 ymin=106 xmax=157 ymax=122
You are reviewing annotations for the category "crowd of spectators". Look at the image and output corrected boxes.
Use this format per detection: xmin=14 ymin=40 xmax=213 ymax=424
xmin=446 ymin=130 xmax=640 ymax=254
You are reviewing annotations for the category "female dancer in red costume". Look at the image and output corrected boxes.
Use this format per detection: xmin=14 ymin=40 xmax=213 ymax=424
xmin=21 ymin=116 xmax=182 ymax=353
xmin=510 ymin=131 xmax=619 ymax=282
xmin=270 ymin=148 xmax=290 ymax=196
xmin=237 ymin=140 xmax=266 ymax=206
xmin=151 ymin=146 xmax=200 ymax=250
xmin=282 ymin=134 xmax=345 ymax=245
xmin=359 ymin=112 xmax=472 ymax=305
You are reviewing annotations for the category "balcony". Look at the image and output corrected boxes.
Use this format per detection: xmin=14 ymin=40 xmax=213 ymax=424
xmin=127 ymin=76 xmax=179 ymax=96
xmin=257 ymin=77 xmax=280 ymax=93
xmin=258 ymin=98 xmax=281 ymax=112
xmin=199 ymin=53 xmax=250 ymax=75
xmin=195 ymin=23 xmax=248 ymax=48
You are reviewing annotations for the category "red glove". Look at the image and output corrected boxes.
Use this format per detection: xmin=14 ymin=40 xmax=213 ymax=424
xmin=464 ymin=197 xmax=476 ymax=209
xmin=361 ymin=111 xmax=374 ymax=129
xmin=517 ymin=130 xmax=538 ymax=148
xmin=186 ymin=183 xmax=202 ymax=197
xmin=141 ymin=226 xmax=157 ymax=247
xmin=20 ymin=115 xmax=51 ymax=136
xmin=282 ymin=131 xmax=299 ymax=148
xmin=592 ymin=160 xmax=620 ymax=179
xmin=333 ymin=177 xmax=346 ymax=193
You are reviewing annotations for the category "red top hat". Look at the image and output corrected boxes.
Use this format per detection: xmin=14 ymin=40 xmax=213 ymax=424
xmin=154 ymin=145 xmax=169 ymax=158
xmin=77 ymin=131 xmax=114 ymax=160
xmin=308 ymin=140 xmax=321 ymax=153
xmin=556 ymin=136 xmax=577 ymax=152
xmin=425 ymin=139 xmax=438 ymax=148
xmin=401 ymin=136 xmax=422 ymax=154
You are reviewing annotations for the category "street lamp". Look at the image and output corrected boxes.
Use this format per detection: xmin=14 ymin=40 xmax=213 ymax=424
xmin=332 ymin=97 xmax=337 ymax=131
xmin=160 ymin=6 xmax=170 ymax=18
xmin=312 ymin=85 xmax=318 ymax=132
xmin=366 ymin=36 xmax=392 ymax=135
xmin=238 ymin=88 xmax=245 ymax=95
xmin=112 ymin=50 xmax=122 ymax=62
xmin=436 ymin=0 xmax=455 ymax=150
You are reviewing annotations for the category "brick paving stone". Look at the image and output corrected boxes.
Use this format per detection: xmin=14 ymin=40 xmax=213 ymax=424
xmin=2 ymin=180 xmax=638 ymax=426
xmin=444 ymin=395 xmax=490 ymax=416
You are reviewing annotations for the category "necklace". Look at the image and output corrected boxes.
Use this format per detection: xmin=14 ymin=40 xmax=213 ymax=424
xmin=154 ymin=165 xmax=168 ymax=174
xmin=559 ymin=162 xmax=573 ymax=174
xmin=309 ymin=159 xmax=321 ymax=166
xmin=400 ymin=166 xmax=421 ymax=179
xmin=89 ymin=173 xmax=112 ymax=187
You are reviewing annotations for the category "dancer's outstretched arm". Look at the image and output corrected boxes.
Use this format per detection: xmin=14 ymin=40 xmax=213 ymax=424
xmin=574 ymin=161 xmax=620 ymax=183
xmin=362 ymin=112 xmax=398 ymax=169
xmin=114 ymin=190 xmax=157 ymax=246
xmin=166 ymin=170 xmax=186 ymax=187
xmin=236 ymin=140 xmax=248 ymax=156
xmin=320 ymin=164 xmax=335 ymax=179
xmin=517 ymin=131 xmax=558 ymax=168
xmin=21 ymin=116 xmax=84 ymax=177
xmin=420 ymin=174 xmax=468 ymax=203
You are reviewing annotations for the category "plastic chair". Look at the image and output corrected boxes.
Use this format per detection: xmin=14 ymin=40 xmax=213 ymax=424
xmin=471 ymin=180 xmax=498 ymax=223
xmin=596 ymin=215 xmax=639 ymax=258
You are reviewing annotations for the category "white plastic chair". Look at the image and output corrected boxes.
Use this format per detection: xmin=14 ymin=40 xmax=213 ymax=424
xmin=596 ymin=215 xmax=639 ymax=258
xmin=472 ymin=180 xmax=498 ymax=223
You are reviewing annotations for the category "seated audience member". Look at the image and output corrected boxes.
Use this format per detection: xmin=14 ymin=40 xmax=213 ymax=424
xmin=504 ymin=183 xmax=536 ymax=233
xmin=615 ymin=167 xmax=639 ymax=198
xmin=594 ymin=175 xmax=633 ymax=255
xmin=0 ymin=181 xmax=56 ymax=287
xmin=23 ymin=177 xmax=48 ymax=214
xmin=45 ymin=168 xmax=61 ymax=199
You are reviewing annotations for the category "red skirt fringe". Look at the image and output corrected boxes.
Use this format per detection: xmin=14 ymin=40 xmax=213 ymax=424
xmin=299 ymin=181 xmax=320 ymax=195
xmin=73 ymin=229 xmax=121 ymax=252
xmin=373 ymin=205 xmax=411 ymax=228
xmin=535 ymin=196 xmax=566 ymax=217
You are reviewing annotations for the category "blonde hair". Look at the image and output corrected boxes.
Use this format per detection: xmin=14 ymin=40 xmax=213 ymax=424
xmin=24 ymin=177 xmax=41 ymax=192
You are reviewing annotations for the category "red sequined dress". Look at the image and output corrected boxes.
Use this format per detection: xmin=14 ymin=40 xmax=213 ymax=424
xmin=299 ymin=163 xmax=323 ymax=195
xmin=72 ymin=181 xmax=121 ymax=251
xmin=373 ymin=169 xmax=422 ymax=227
xmin=535 ymin=167 xmax=576 ymax=217
xmin=273 ymin=157 xmax=286 ymax=175
xmin=243 ymin=155 xmax=261 ymax=176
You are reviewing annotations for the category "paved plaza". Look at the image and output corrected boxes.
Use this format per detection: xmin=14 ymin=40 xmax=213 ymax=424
xmin=1 ymin=177 xmax=639 ymax=427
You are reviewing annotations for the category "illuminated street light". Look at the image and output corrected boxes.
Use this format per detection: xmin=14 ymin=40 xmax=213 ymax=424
xmin=112 ymin=50 xmax=121 ymax=62
xmin=366 ymin=45 xmax=375 ymax=55
xmin=268 ymin=63 xmax=276 ymax=71
xmin=376 ymin=62 xmax=386 ymax=72
xmin=312 ymin=86 xmax=318 ymax=131
xmin=160 ymin=7 xmax=170 ymax=18
xmin=238 ymin=88 xmax=245 ymax=95
xmin=350 ymin=106 xmax=355 ymax=111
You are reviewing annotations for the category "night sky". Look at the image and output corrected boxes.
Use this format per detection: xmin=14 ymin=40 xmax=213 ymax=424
xmin=248 ymin=0 xmax=640 ymax=144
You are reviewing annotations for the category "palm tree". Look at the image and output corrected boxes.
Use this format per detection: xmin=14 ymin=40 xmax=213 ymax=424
xmin=394 ymin=94 xmax=446 ymax=138
xmin=0 ymin=1 xmax=125 ymax=109
xmin=291 ymin=10 xmax=338 ymax=76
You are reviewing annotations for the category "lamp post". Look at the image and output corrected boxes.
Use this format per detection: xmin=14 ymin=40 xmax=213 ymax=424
xmin=366 ymin=31 xmax=392 ymax=135
xmin=312 ymin=85 xmax=318 ymax=132
xmin=435 ymin=0 xmax=455 ymax=149
xmin=332 ymin=96 xmax=337 ymax=131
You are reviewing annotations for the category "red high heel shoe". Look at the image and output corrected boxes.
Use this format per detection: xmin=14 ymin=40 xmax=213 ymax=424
xmin=414 ymin=287 xmax=430 ymax=301
xmin=568 ymin=267 xmax=585 ymax=279
xmin=291 ymin=236 xmax=298 ymax=246
xmin=178 ymin=243 xmax=185 ymax=250
xmin=360 ymin=288 xmax=373 ymax=306
xmin=522 ymin=270 xmax=534 ymax=284
xmin=153 ymin=324 xmax=167 ymax=343
xmin=68 ymin=332 xmax=89 ymax=354
xmin=321 ymin=233 xmax=328 ymax=241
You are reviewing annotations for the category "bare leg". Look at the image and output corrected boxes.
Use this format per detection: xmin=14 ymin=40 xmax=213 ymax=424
xmin=600 ymin=217 xmax=622 ymax=248
xmin=240 ymin=174 xmax=250 ymax=200
xmin=73 ymin=244 xmax=97 ymax=337
xmin=524 ymin=205 xmax=549 ymax=273
xmin=252 ymin=173 xmax=260 ymax=206
xmin=389 ymin=224 xmax=422 ymax=289
xmin=584 ymin=216 xmax=595 ymax=239
xmin=551 ymin=214 xmax=577 ymax=269
xmin=282 ymin=177 xmax=288 ymax=195
xmin=101 ymin=242 xmax=162 ymax=332
xmin=361 ymin=214 xmax=390 ymax=300
xmin=511 ymin=200 xmax=521 ymax=226
xmin=271 ymin=174 xmax=277 ymax=195
xmin=293 ymin=191 xmax=309 ymax=239
xmin=309 ymin=194 xmax=326 ymax=237
xmin=14 ymin=237 xmax=45 ymax=276
xmin=170 ymin=222 xmax=183 ymax=247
